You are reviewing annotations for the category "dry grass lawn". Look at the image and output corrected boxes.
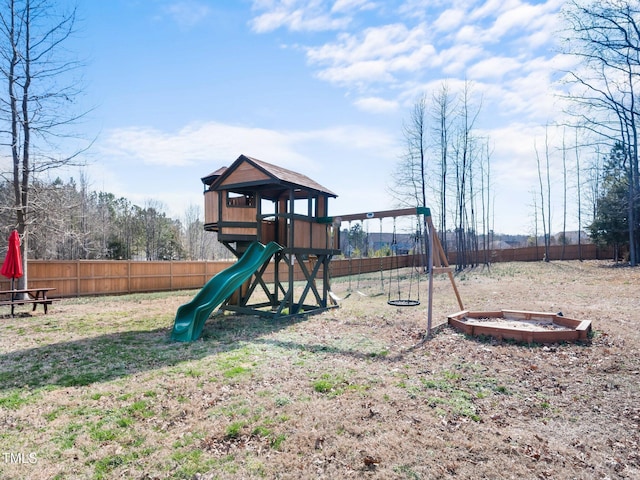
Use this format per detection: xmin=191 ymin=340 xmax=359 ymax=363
xmin=0 ymin=260 xmax=639 ymax=479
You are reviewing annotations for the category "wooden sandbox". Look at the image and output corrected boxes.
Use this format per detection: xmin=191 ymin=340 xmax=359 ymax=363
xmin=447 ymin=309 xmax=592 ymax=344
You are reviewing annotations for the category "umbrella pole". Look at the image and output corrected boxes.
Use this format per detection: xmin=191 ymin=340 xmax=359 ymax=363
xmin=9 ymin=278 xmax=14 ymax=317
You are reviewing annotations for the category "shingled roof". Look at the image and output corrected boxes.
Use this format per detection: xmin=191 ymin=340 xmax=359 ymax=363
xmin=201 ymin=166 xmax=228 ymax=185
xmin=203 ymin=154 xmax=337 ymax=200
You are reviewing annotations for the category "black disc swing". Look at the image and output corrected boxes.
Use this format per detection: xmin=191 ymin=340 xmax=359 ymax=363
xmin=387 ymin=218 xmax=421 ymax=307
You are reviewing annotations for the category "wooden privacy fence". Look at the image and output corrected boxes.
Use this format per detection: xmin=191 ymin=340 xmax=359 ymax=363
xmin=447 ymin=243 xmax=613 ymax=264
xmin=0 ymin=259 xmax=307 ymax=298
xmin=0 ymin=243 xmax=614 ymax=298
xmin=0 ymin=260 xmax=229 ymax=297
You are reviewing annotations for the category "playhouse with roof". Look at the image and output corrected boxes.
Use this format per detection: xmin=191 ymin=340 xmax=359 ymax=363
xmin=199 ymin=154 xmax=341 ymax=319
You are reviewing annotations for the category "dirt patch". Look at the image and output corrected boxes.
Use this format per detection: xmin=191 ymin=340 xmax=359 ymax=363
xmin=0 ymin=260 xmax=639 ymax=479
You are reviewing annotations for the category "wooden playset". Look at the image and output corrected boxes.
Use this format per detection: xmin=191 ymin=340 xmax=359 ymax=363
xmin=189 ymin=154 xmax=591 ymax=344
xmin=199 ymin=154 xmax=464 ymax=335
xmin=201 ymin=154 xmax=340 ymax=318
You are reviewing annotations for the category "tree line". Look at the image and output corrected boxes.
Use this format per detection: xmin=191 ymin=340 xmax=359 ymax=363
xmin=0 ymin=176 xmax=226 ymax=261
xmin=390 ymin=81 xmax=494 ymax=271
xmin=390 ymin=0 xmax=640 ymax=267
xmin=562 ymin=0 xmax=640 ymax=265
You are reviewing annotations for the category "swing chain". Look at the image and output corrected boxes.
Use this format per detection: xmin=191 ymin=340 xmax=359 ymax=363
xmin=387 ymin=216 xmax=421 ymax=307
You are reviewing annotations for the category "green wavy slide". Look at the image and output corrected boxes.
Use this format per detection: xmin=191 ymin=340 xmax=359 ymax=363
xmin=171 ymin=241 xmax=283 ymax=342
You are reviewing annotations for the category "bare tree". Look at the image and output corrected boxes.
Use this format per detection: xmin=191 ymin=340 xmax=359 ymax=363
xmin=183 ymin=204 xmax=201 ymax=261
xmin=452 ymin=81 xmax=482 ymax=270
xmin=480 ymin=140 xmax=492 ymax=263
xmin=534 ymin=132 xmax=551 ymax=262
xmin=562 ymin=0 xmax=640 ymax=265
xmin=390 ymin=93 xmax=429 ymax=211
xmin=0 ymin=0 xmax=86 ymax=287
xmin=388 ymin=92 xmax=432 ymax=271
xmin=391 ymin=82 xmax=487 ymax=269
xmin=574 ymin=129 xmax=584 ymax=260
xmin=529 ymin=189 xmax=540 ymax=250
xmin=561 ymin=129 xmax=568 ymax=259
xmin=585 ymin=145 xmax=604 ymax=225
xmin=182 ymin=203 xmax=218 ymax=260
xmin=430 ymin=82 xmax=455 ymax=251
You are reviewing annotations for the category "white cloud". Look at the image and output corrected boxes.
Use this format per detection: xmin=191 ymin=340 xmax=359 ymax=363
xmin=98 ymin=121 xmax=398 ymax=174
xmin=469 ymin=0 xmax=516 ymax=22
xmin=316 ymin=60 xmax=396 ymax=86
xmin=308 ymin=24 xmax=429 ymax=64
xmin=467 ymin=56 xmax=522 ymax=80
xmin=493 ymin=53 xmax=581 ymax=122
xmin=454 ymin=24 xmax=482 ymax=44
xmin=489 ymin=3 xmax=541 ymax=39
xmin=436 ymin=43 xmax=485 ymax=75
xmin=353 ymin=96 xmax=400 ymax=113
xmin=249 ymin=0 xmax=566 ymax=140
xmin=434 ymin=8 xmax=465 ymax=31
xmin=483 ymin=0 xmax=563 ymax=44
xmin=249 ymin=0 xmax=355 ymax=33
xmin=296 ymin=124 xmax=398 ymax=151
xmin=522 ymin=29 xmax=553 ymax=50
xmin=98 ymin=123 xmax=311 ymax=170
xmin=436 ymin=0 xmax=563 ymax=50
xmin=486 ymin=123 xmax=547 ymax=164
xmin=162 ymin=1 xmax=211 ymax=27
xmin=331 ymin=0 xmax=376 ymax=14
xmin=248 ymin=0 xmax=378 ymax=33
xmin=306 ymin=23 xmax=435 ymax=86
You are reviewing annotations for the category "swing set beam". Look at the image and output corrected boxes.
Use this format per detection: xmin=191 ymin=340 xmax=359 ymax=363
xmin=318 ymin=206 xmax=430 ymax=224
xmin=323 ymin=206 xmax=463 ymax=339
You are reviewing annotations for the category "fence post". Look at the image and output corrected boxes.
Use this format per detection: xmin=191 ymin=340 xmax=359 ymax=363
xmin=76 ymin=260 xmax=81 ymax=297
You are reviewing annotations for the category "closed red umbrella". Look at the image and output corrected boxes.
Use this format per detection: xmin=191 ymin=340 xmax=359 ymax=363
xmin=1 ymin=230 xmax=23 ymax=290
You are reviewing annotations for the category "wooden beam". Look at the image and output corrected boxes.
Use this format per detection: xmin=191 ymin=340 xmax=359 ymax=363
xmin=320 ymin=207 xmax=430 ymax=224
xmin=425 ymin=214 xmax=464 ymax=311
xmin=432 ymin=266 xmax=452 ymax=274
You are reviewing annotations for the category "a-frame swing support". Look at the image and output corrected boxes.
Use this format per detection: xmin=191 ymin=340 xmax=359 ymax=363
xmin=424 ymin=210 xmax=464 ymax=337
xmin=322 ymin=206 xmax=463 ymax=338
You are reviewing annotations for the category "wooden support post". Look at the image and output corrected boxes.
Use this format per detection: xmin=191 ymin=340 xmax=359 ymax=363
xmin=423 ymin=211 xmax=465 ymax=338
xmin=427 ymin=221 xmax=434 ymax=338
xmin=424 ymin=214 xmax=464 ymax=311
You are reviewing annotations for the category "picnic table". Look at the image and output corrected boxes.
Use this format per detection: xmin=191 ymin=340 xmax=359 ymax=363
xmin=0 ymin=288 xmax=57 ymax=316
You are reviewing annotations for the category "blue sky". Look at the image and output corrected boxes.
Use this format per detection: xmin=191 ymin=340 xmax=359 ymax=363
xmin=61 ymin=0 xmax=579 ymax=235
